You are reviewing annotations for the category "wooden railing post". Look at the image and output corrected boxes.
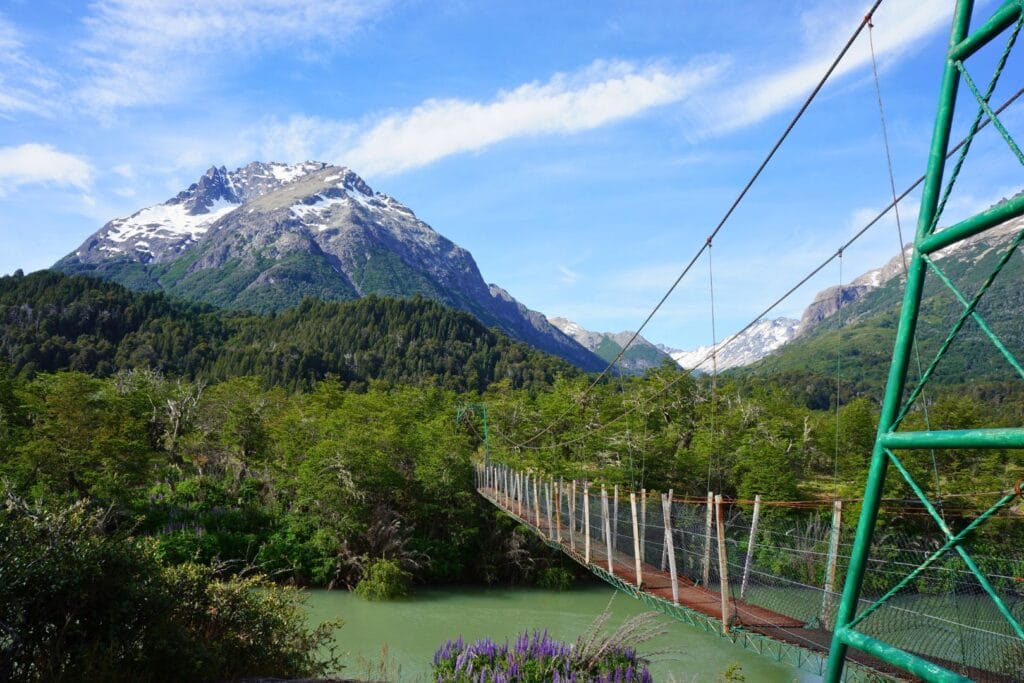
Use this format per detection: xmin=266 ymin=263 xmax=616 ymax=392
xmin=740 ymin=494 xmax=762 ymax=599
xmin=662 ymin=493 xmax=679 ymax=605
xmin=545 ymin=481 xmax=554 ymax=539
xmin=613 ymin=485 xmax=619 ymax=550
xmin=569 ymin=480 xmax=577 ymax=550
xmin=822 ymin=500 xmax=843 ymax=630
xmin=715 ymin=494 xmax=733 ymax=634
xmin=631 ymin=492 xmax=643 ymax=589
xmin=532 ymin=477 xmax=540 ymax=529
xmin=584 ymin=483 xmax=591 ymax=564
xmin=703 ymin=491 xmax=714 ymax=586
xmin=640 ymin=488 xmax=647 ymax=563
xmin=660 ymin=489 xmax=671 ymax=571
xmin=518 ymin=473 xmax=524 ymax=517
xmin=557 ymin=479 xmax=565 ymax=540
xmin=602 ymin=487 xmax=613 ymax=575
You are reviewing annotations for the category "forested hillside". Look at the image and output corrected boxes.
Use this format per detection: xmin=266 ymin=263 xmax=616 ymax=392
xmin=0 ymin=271 xmax=576 ymax=392
xmin=747 ymin=228 xmax=1024 ymax=397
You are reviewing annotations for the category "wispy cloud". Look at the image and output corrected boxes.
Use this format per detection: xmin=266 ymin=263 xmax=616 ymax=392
xmin=0 ymin=14 xmax=59 ymax=116
xmin=0 ymin=143 xmax=94 ymax=195
xmin=557 ymin=265 xmax=579 ymax=285
xmin=343 ymin=59 xmax=722 ymax=175
xmin=75 ymin=0 xmax=391 ymax=112
xmin=700 ymin=0 xmax=951 ymax=134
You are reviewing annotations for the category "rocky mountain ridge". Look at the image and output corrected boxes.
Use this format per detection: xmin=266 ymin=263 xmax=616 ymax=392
xmin=546 ymin=316 xmax=671 ymax=374
xmin=55 ymin=161 xmax=605 ymax=372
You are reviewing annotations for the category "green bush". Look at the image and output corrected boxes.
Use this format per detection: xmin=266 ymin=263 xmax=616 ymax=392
xmin=537 ymin=566 xmax=573 ymax=591
xmin=0 ymin=492 xmax=340 ymax=682
xmin=354 ymin=558 xmax=412 ymax=600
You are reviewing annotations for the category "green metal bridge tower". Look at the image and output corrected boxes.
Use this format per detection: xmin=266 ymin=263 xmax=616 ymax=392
xmin=826 ymin=1 xmax=1024 ymax=680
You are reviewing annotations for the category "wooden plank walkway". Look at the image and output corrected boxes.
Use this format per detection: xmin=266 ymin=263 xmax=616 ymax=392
xmin=478 ymin=484 xmax=1018 ymax=683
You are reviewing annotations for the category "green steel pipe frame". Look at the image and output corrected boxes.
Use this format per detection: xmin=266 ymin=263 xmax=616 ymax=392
xmin=824 ymin=1 xmax=1024 ymax=681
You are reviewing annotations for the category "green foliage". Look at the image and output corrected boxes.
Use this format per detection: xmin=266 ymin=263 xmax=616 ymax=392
xmin=718 ymin=663 xmax=746 ymax=682
xmin=355 ymin=558 xmax=413 ymax=600
xmin=0 ymin=271 xmax=575 ymax=392
xmin=0 ymin=491 xmax=340 ymax=682
xmin=537 ymin=566 xmax=574 ymax=591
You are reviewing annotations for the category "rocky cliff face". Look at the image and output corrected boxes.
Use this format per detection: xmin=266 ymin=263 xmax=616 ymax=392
xmin=54 ymin=162 xmax=605 ymax=371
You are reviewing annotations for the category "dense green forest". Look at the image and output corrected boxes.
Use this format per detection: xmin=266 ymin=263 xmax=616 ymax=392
xmin=0 ymin=270 xmax=575 ymax=392
xmin=2 ymin=269 xmax=1022 ymax=679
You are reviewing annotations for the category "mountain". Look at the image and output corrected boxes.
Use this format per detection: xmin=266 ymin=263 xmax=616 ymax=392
xmin=747 ymin=205 xmax=1024 ymax=395
xmin=53 ymin=162 xmax=604 ymax=372
xmin=660 ymin=318 xmax=801 ymax=372
xmin=0 ymin=270 xmax=578 ymax=392
xmin=546 ymin=317 xmax=672 ymax=374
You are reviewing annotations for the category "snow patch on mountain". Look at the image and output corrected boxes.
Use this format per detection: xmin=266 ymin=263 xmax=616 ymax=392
xmin=662 ymin=318 xmax=800 ymax=372
xmin=106 ymin=198 xmax=240 ymax=247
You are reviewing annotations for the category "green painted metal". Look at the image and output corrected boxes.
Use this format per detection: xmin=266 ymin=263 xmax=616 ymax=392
xmin=825 ymin=1 xmax=1024 ymax=680
xmin=922 ymin=255 xmax=1024 ymax=380
xmin=948 ymin=0 xmax=1022 ymax=60
xmin=835 ymin=628 xmax=972 ymax=683
xmin=879 ymin=427 xmax=1024 ymax=449
xmin=918 ymin=192 xmax=1024 ymax=253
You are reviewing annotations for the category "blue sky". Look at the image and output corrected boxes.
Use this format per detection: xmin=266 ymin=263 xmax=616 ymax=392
xmin=0 ymin=0 xmax=1021 ymax=349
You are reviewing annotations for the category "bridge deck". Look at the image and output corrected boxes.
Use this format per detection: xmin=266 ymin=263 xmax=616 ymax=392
xmin=479 ymin=485 xmax=1017 ymax=683
xmin=480 ymin=485 xmax=804 ymax=631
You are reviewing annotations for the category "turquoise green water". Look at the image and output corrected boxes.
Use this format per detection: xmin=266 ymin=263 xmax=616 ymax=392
xmin=306 ymin=584 xmax=813 ymax=682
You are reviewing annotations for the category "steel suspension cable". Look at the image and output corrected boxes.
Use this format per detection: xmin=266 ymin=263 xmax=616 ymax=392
xmin=707 ymin=242 xmax=719 ymax=494
xmin=490 ymin=87 xmax=1024 ymax=454
xmin=511 ymin=0 xmax=885 ymax=450
xmin=833 ymin=251 xmax=843 ymax=501
xmin=868 ymin=16 xmax=945 ymax=516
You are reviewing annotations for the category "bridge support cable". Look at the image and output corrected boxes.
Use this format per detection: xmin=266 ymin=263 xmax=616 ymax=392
xmin=508 ymin=1 xmax=885 ymax=453
xmin=486 ymin=81 xmax=1024 ymax=461
xmin=825 ymin=2 xmax=1024 ymax=681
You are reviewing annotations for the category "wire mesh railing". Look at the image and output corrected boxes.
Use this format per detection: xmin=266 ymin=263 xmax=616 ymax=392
xmin=475 ymin=463 xmax=1023 ymax=681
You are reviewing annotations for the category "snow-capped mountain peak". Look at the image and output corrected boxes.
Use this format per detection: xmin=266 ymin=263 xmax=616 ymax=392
xmin=54 ymin=161 xmax=607 ymax=372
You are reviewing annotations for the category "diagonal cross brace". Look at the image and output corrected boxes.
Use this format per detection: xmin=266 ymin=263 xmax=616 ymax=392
xmin=892 ymin=226 xmax=1024 ymax=429
xmin=845 ymin=458 xmax=1020 ymax=639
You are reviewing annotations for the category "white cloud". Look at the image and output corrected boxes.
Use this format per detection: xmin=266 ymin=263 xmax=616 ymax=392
xmin=343 ymin=59 xmax=722 ymax=175
xmin=75 ymin=0 xmax=391 ymax=112
xmin=0 ymin=14 xmax=59 ymax=116
xmin=0 ymin=144 xmax=94 ymax=195
xmin=701 ymin=0 xmax=951 ymax=134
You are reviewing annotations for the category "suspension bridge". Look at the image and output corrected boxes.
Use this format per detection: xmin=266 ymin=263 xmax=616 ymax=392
xmin=469 ymin=1 xmax=1024 ymax=681
xmin=475 ymin=464 xmax=1022 ymax=682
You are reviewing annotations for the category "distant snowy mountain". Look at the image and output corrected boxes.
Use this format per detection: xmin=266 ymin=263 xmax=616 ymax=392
xmin=547 ymin=316 xmax=671 ymax=374
xmin=661 ymin=318 xmax=801 ymax=372
xmin=54 ymin=161 xmax=605 ymax=371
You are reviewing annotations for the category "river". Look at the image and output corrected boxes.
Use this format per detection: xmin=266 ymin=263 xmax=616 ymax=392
xmin=306 ymin=583 xmax=814 ymax=682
